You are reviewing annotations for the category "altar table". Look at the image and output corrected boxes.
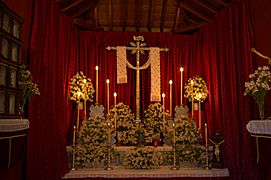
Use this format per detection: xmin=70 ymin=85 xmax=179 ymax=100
xmin=62 ymin=166 xmax=229 ymax=179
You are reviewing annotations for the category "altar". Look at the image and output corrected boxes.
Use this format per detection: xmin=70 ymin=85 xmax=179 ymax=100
xmin=65 ymin=36 xmax=229 ymax=179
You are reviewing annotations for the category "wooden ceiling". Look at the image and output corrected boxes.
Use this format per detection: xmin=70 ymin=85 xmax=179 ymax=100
xmin=54 ymin=0 xmax=232 ymax=34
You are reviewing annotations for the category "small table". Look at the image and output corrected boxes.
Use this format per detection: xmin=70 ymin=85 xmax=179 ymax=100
xmin=0 ymin=119 xmax=29 ymax=168
xmin=246 ymin=120 xmax=271 ymax=163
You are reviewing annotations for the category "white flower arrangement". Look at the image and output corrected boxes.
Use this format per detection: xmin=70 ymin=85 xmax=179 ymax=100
xmin=244 ymin=66 xmax=271 ymax=119
xmin=165 ymin=144 xmax=206 ymax=164
xmin=69 ymin=71 xmax=95 ymax=102
xmin=108 ymin=102 xmax=137 ymax=145
xmin=143 ymin=103 xmax=170 ymax=144
xmin=165 ymin=117 xmax=205 ymax=163
xmin=174 ymin=117 xmax=202 ymax=144
xmin=18 ymin=65 xmax=40 ymax=113
xmin=75 ymin=116 xmax=109 ymax=168
xmin=124 ymin=146 xmax=163 ymax=169
xmin=74 ymin=145 xmax=107 ymax=168
xmin=244 ymin=66 xmax=271 ymax=98
xmin=176 ymin=144 xmax=206 ymax=163
xmin=184 ymin=75 xmax=208 ymax=102
xmin=165 ymin=117 xmax=202 ymax=144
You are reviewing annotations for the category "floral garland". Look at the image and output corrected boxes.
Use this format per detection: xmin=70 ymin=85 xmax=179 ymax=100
xmin=108 ymin=102 xmax=137 ymax=145
xmin=75 ymin=116 xmax=108 ymax=168
xmin=69 ymin=71 xmax=95 ymax=102
xmin=184 ymin=75 xmax=208 ymax=102
xmin=124 ymin=146 xmax=163 ymax=169
xmin=142 ymin=103 xmax=170 ymax=144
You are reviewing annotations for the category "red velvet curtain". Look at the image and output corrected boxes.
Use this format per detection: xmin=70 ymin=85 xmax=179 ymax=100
xmin=27 ymin=0 xmax=78 ymax=179
xmin=26 ymin=0 xmax=265 ymax=180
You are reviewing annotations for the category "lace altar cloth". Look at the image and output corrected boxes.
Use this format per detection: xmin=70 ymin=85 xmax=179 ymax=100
xmin=63 ymin=166 xmax=229 ymax=179
xmin=0 ymin=119 xmax=29 ymax=132
xmin=246 ymin=120 xmax=271 ymax=135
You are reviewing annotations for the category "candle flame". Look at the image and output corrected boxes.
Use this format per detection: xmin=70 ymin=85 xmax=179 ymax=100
xmin=162 ymin=93 xmax=165 ymax=98
xmin=83 ymin=79 xmax=86 ymax=83
xmin=106 ymin=79 xmax=110 ymax=83
xmin=180 ymin=67 xmax=184 ymax=72
xmin=95 ymin=66 xmax=99 ymax=70
xmin=169 ymin=80 xmax=173 ymax=84
xmin=198 ymin=93 xmax=202 ymax=99
xmin=191 ymin=80 xmax=194 ymax=85
xmin=77 ymin=92 xmax=81 ymax=97
xmin=114 ymin=92 xmax=117 ymax=97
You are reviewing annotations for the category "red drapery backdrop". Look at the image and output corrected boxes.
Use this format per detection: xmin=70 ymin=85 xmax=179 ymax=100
xmin=26 ymin=0 xmax=268 ymax=180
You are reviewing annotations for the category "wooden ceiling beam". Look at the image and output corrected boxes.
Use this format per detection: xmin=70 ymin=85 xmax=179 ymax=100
xmin=62 ymin=0 xmax=83 ymax=12
xmin=174 ymin=6 xmax=181 ymax=30
xmin=71 ymin=2 xmax=97 ymax=18
xmin=215 ymin=0 xmax=227 ymax=6
xmin=193 ymin=0 xmax=217 ymax=14
xmin=180 ymin=3 xmax=209 ymax=22
xmin=172 ymin=22 xmax=205 ymax=34
xmin=109 ymin=0 xmax=112 ymax=31
xmin=121 ymin=0 xmax=127 ymax=32
xmin=94 ymin=6 xmax=98 ymax=27
xmin=73 ymin=18 xmax=104 ymax=31
xmin=135 ymin=0 xmax=140 ymax=32
xmin=148 ymin=0 xmax=153 ymax=32
xmin=160 ymin=0 xmax=168 ymax=33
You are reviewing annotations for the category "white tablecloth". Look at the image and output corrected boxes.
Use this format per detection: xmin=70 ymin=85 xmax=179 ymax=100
xmin=246 ymin=120 xmax=271 ymax=135
xmin=0 ymin=119 xmax=29 ymax=132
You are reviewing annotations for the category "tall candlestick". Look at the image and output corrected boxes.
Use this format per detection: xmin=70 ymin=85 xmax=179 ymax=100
xmin=162 ymin=93 xmax=165 ymax=132
xmin=83 ymin=101 xmax=87 ymax=120
xmin=114 ymin=92 xmax=117 ymax=132
xmin=173 ymin=122 xmax=176 ymax=144
xmin=198 ymin=93 xmax=202 ymax=130
xmin=191 ymin=80 xmax=194 ymax=119
xmin=205 ymin=123 xmax=208 ymax=145
xmin=180 ymin=67 xmax=184 ymax=105
xmin=106 ymin=79 xmax=110 ymax=115
xmin=73 ymin=125 xmax=76 ymax=145
xmin=169 ymin=80 xmax=173 ymax=118
xmin=108 ymin=122 xmax=111 ymax=144
xmin=76 ymin=92 xmax=81 ymax=132
xmin=83 ymin=79 xmax=87 ymax=119
xmin=95 ymin=66 xmax=99 ymax=104
xmin=72 ymin=125 xmax=76 ymax=170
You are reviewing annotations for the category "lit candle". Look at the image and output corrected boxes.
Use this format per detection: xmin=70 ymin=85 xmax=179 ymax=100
xmin=162 ymin=93 xmax=165 ymax=132
xmin=198 ymin=93 xmax=202 ymax=130
xmin=95 ymin=66 xmax=99 ymax=104
xmin=77 ymin=92 xmax=81 ymax=132
xmin=180 ymin=67 xmax=184 ymax=105
xmin=114 ymin=92 xmax=117 ymax=132
xmin=83 ymin=79 xmax=87 ymax=119
xmin=73 ymin=125 xmax=76 ymax=145
xmin=191 ymin=80 xmax=194 ymax=119
xmin=205 ymin=123 xmax=208 ymax=145
xmin=169 ymin=80 xmax=173 ymax=118
xmin=106 ymin=79 xmax=110 ymax=115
